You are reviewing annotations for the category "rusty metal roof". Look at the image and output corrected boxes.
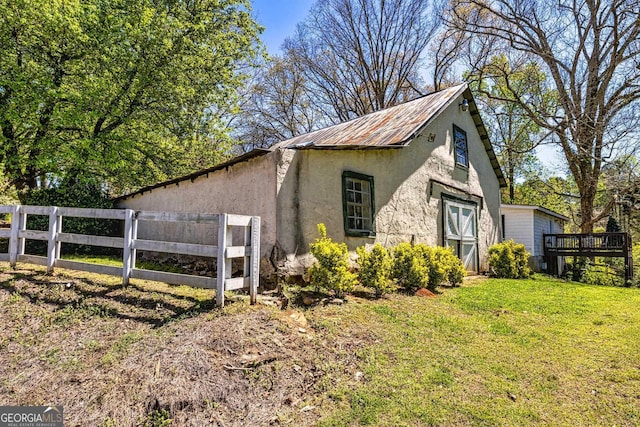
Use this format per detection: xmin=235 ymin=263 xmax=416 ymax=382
xmin=274 ymin=84 xmax=467 ymax=149
xmin=274 ymin=83 xmax=507 ymax=188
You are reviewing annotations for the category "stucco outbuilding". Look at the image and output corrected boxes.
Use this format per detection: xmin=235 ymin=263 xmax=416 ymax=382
xmin=118 ymin=83 xmax=507 ymax=279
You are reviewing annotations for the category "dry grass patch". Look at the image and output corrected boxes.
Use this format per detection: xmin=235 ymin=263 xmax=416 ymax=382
xmin=0 ymin=264 xmax=368 ymax=426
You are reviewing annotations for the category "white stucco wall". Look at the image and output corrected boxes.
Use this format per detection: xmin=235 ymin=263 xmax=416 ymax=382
xmin=276 ymin=93 xmax=503 ymax=273
xmin=118 ymin=153 xmax=279 ymax=260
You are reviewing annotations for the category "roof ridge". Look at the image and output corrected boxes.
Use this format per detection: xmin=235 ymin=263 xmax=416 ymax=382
xmin=273 ymin=83 xmax=468 ymax=149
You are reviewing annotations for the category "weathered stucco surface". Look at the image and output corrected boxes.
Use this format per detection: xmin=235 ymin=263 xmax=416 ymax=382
xmin=276 ymin=92 xmax=502 ymax=272
xmin=118 ymin=153 xmax=279 ymax=263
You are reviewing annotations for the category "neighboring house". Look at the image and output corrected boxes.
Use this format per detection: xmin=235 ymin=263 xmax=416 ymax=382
xmin=501 ymin=204 xmax=568 ymax=272
xmin=118 ymin=83 xmax=507 ymax=279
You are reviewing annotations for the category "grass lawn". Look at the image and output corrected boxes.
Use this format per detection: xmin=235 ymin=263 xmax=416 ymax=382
xmin=0 ymin=263 xmax=638 ymax=426
xmin=312 ymin=276 xmax=640 ymax=426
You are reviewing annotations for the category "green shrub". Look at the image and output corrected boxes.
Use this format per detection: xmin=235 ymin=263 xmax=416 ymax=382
xmin=391 ymin=243 xmax=466 ymax=291
xmin=431 ymin=246 xmax=466 ymax=286
xmin=22 ymin=176 xmax=119 ymax=255
xmin=356 ymin=244 xmax=395 ymax=297
xmin=488 ymin=240 xmax=531 ymax=279
xmin=391 ymin=242 xmax=430 ymax=292
xmin=309 ymin=223 xmax=357 ymax=297
xmin=582 ymin=262 xmax=624 ymax=287
xmin=564 ymin=257 xmax=587 ymax=282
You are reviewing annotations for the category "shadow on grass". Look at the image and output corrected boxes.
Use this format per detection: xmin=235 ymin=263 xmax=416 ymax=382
xmin=288 ymin=286 xmax=387 ymax=308
xmin=0 ymin=269 xmax=221 ymax=327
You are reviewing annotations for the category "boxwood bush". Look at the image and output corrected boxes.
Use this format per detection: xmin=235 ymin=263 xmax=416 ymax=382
xmin=391 ymin=243 xmax=465 ymax=292
xmin=308 ymin=225 xmax=467 ymax=297
xmin=391 ymin=242 xmax=431 ymax=291
xmin=356 ymin=244 xmax=395 ymax=297
xmin=487 ymin=240 xmax=531 ymax=279
xmin=308 ymin=223 xmax=357 ymax=297
xmin=432 ymin=246 xmax=466 ymax=286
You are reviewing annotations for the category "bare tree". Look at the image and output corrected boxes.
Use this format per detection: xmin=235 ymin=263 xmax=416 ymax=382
xmin=284 ymin=0 xmax=443 ymax=122
xmin=449 ymin=0 xmax=640 ymax=232
xmin=233 ymin=56 xmax=320 ymax=151
xmin=432 ymin=17 xmax=470 ymax=90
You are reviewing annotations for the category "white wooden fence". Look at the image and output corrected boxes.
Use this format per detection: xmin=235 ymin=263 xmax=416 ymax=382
xmin=0 ymin=205 xmax=260 ymax=307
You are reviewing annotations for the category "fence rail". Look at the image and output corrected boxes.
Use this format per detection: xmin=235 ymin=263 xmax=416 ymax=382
xmin=0 ymin=205 xmax=260 ymax=307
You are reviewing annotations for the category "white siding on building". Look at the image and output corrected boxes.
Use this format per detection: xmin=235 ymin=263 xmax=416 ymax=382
xmin=502 ymin=208 xmax=534 ymax=253
xmin=501 ymin=204 xmax=568 ymax=273
xmin=533 ymin=211 xmax=565 ymax=257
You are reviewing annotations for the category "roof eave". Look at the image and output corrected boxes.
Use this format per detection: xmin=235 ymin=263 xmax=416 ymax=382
xmin=402 ymin=83 xmax=468 ymax=145
xmin=501 ymin=204 xmax=569 ymax=221
xmin=465 ymin=87 xmax=508 ymax=188
xmin=286 ymin=144 xmax=406 ymax=150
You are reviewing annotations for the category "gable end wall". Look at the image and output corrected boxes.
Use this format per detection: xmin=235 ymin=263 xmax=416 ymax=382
xmin=275 ymin=93 xmax=502 ymax=273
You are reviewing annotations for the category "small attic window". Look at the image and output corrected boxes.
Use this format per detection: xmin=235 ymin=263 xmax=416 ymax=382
xmin=453 ymin=124 xmax=468 ymax=168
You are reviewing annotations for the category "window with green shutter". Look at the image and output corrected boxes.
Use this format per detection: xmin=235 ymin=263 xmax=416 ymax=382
xmin=342 ymin=171 xmax=375 ymax=236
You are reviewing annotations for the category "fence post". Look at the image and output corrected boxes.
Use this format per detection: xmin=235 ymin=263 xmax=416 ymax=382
xmin=131 ymin=212 xmax=138 ymax=272
xmin=55 ymin=211 xmax=62 ymax=260
xmin=8 ymin=205 xmax=18 ymax=268
xmin=8 ymin=205 xmax=25 ymax=268
xmin=123 ymin=209 xmax=135 ymax=285
xmin=250 ymin=216 xmax=260 ymax=305
xmin=216 ymin=213 xmax=228 ymax=307
xmin=46 ymin=206 xmax=59 ymax=273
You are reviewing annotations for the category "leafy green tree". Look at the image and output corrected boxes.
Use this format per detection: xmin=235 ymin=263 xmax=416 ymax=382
xmin=468 ymin=55 xmax=554 ymax=203
xmin=0 ymin=0 xmax=262 ymax=198
xmin=513 ymin=174 xmax=579 ymax=228
xmin=600 ymin=155 xmax=640 ymax=239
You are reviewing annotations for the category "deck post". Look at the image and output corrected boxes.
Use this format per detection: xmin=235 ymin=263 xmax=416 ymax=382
xmin=624 ymin=233 xmax=632 ymax=285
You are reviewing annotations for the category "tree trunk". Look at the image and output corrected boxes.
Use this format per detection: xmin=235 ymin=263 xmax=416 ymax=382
xmin=578 ymin=181 xmax=596 ymax=233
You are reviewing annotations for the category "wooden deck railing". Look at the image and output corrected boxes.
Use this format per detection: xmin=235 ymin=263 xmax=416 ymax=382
xmin=0 ymin=205 xmax=260 ymax=307
xmin=543 ymin=232 xmax=633 ymax=282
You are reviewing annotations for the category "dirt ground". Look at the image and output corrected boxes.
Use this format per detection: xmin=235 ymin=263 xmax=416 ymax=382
xmin=0 ymin=265 xmax=371 ymax=426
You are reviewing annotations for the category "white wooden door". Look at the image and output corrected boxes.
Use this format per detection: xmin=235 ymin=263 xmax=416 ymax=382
xmin=445 ymin=200 xmax=478 ymax=272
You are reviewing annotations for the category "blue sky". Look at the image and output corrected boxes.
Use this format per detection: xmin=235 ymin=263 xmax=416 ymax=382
xmin=248 ymin=0 xmax=564 ymax=171
xmin=250 ymin=0 xmax=315 ymax=54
